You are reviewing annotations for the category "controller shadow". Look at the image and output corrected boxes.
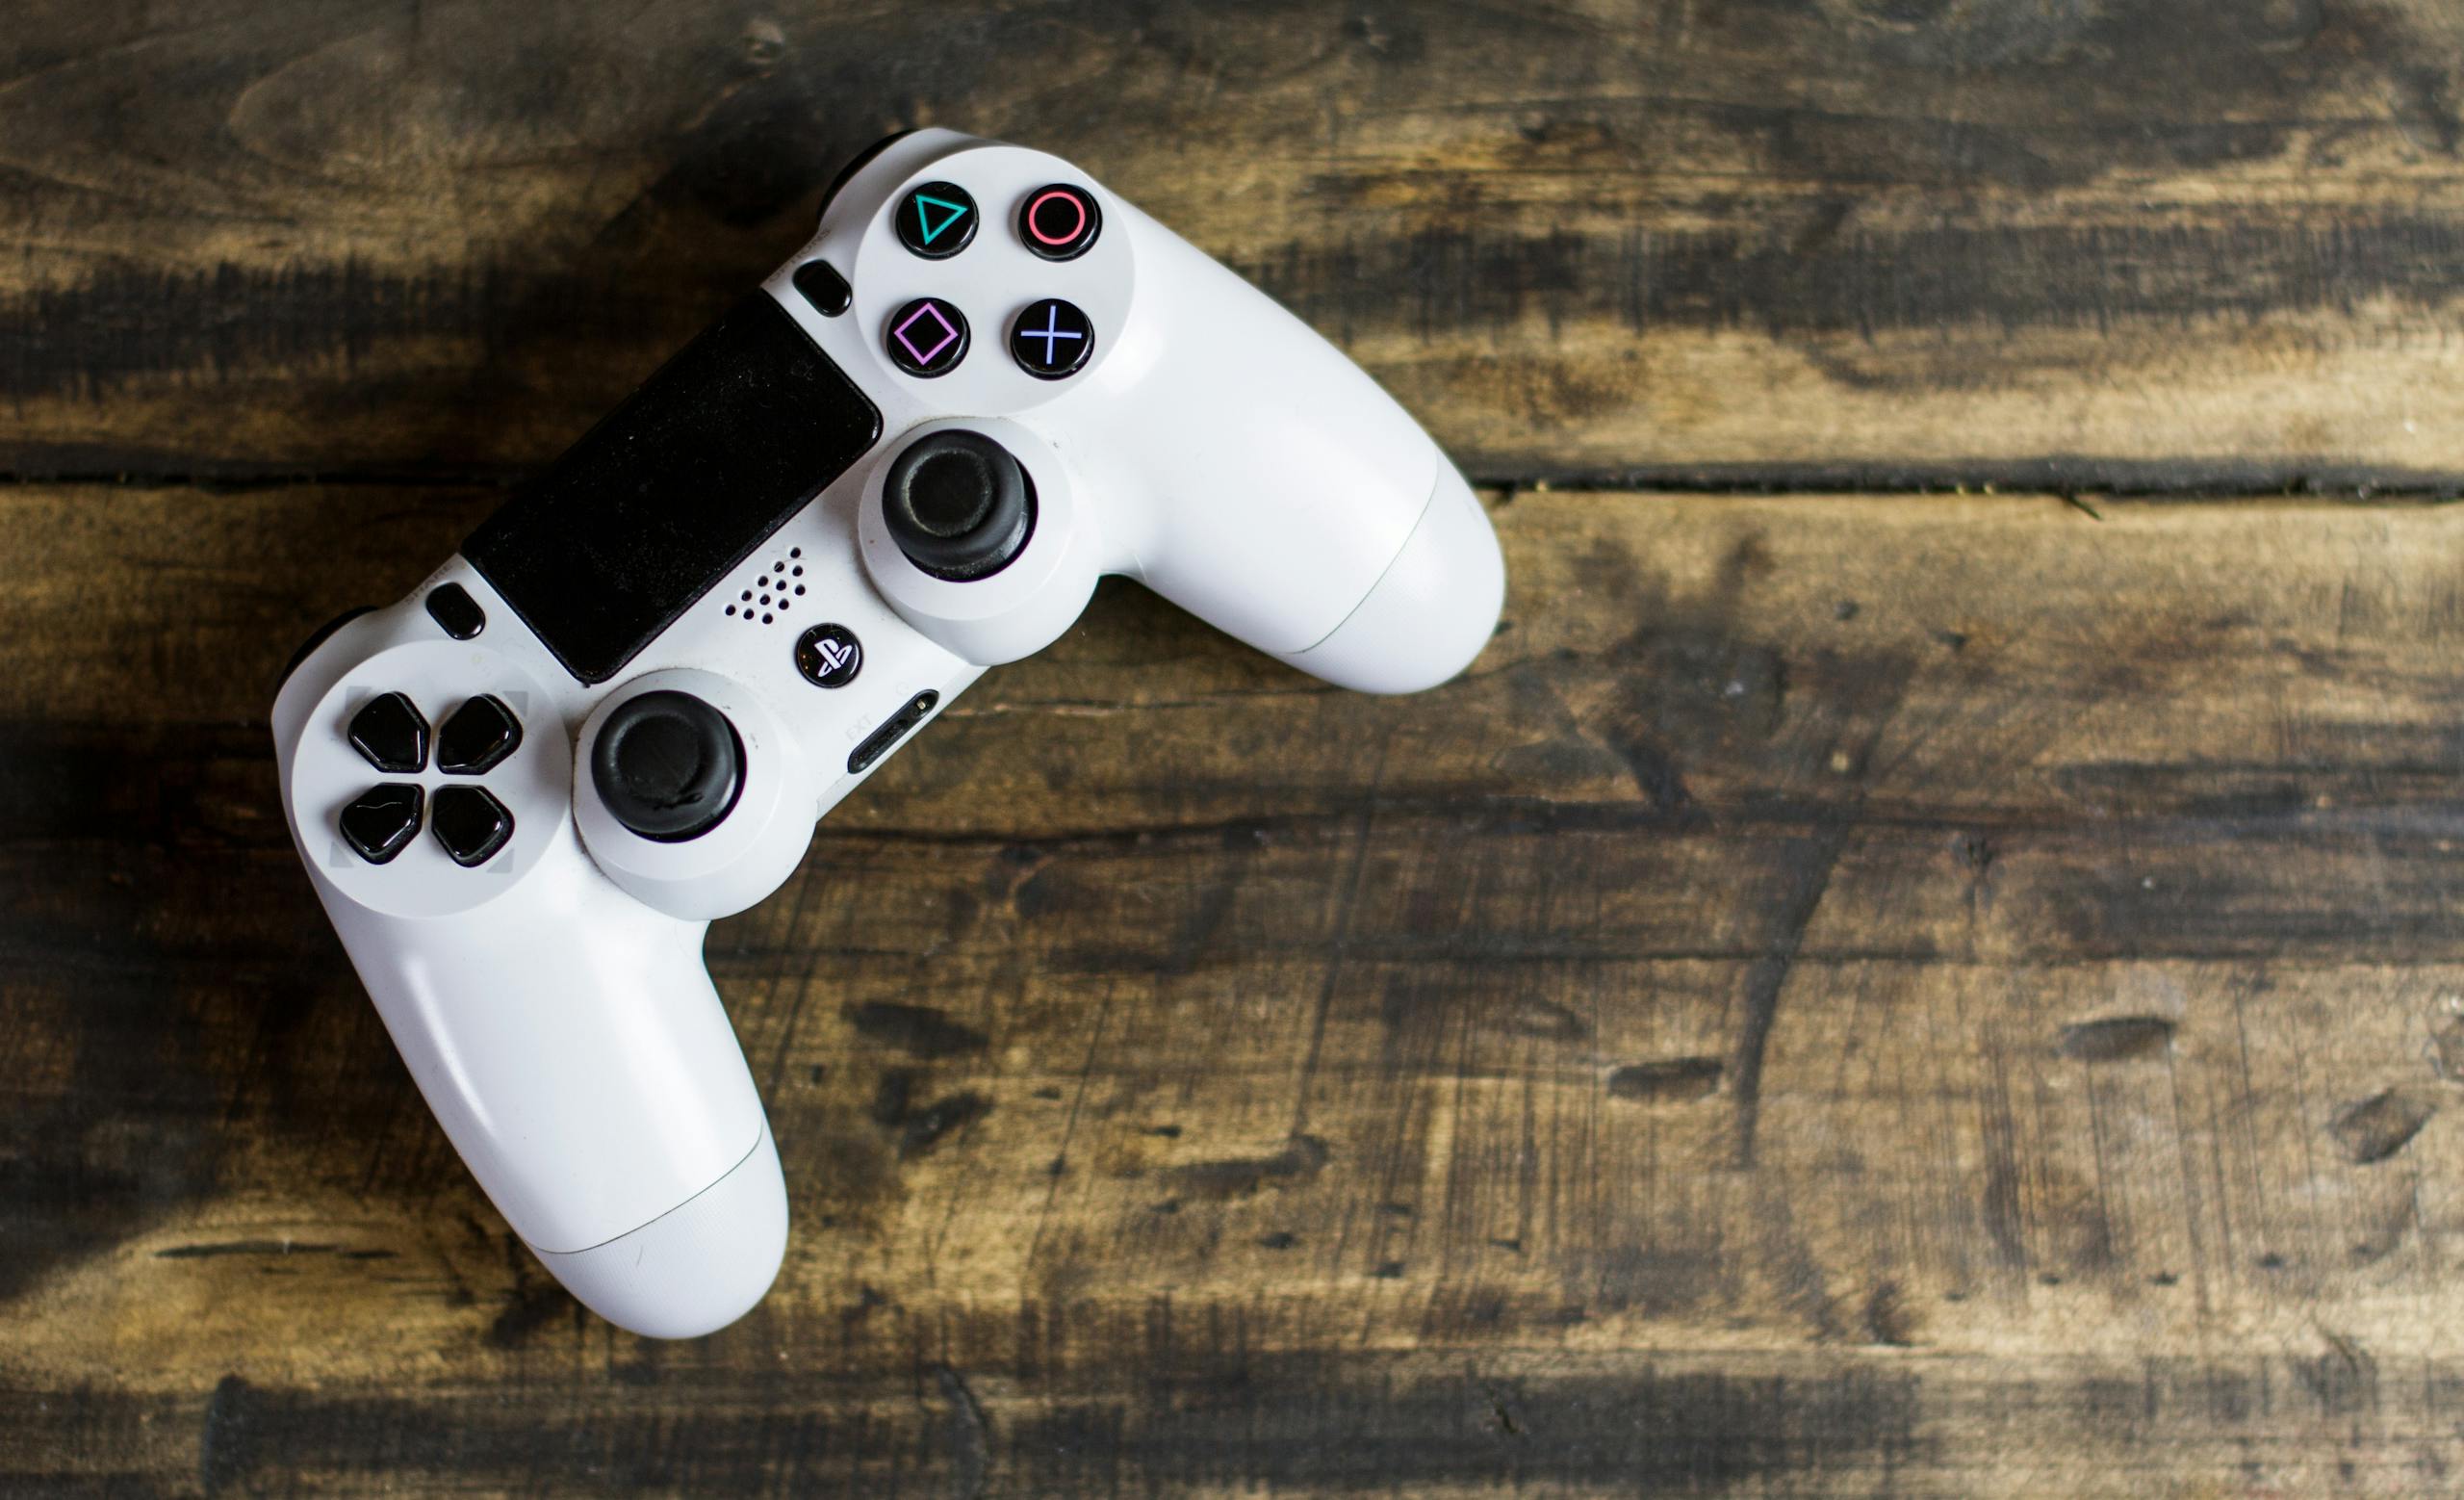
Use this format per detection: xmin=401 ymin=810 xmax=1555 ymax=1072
xmin=11 ymin=112 xmax=935 ymax=1306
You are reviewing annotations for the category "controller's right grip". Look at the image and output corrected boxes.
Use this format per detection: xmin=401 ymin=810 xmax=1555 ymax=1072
xmin=1270 ymin=463 xmax=1502 ymax=693
xmin=1078 ymin=199 xmax=1503 ymax=690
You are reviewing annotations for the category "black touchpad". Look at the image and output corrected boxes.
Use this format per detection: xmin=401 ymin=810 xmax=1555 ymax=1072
xmin=464 ymin=295 xmax=882 ymax=685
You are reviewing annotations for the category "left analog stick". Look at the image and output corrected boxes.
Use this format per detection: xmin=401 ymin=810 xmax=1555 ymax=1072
xmin=591 ymin=690 xmax=745 ymax=842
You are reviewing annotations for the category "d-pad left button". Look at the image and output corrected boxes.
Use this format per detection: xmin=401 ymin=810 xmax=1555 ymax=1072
xmin=341 ymin=784 xmax=424 ymax=865
xmin=348 ymin=692 xmax=429 ymax=773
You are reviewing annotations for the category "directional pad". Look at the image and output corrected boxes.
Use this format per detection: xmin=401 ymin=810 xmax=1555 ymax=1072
xmin=437 ymin=695 xmax=524 ymax=775
xmin=340 ymin=784 xmax=424 ymax=865
xmin=347 ymin=692 xmax=429 ymax=774
xmin=431 ymin=786 xmax=514 ymax=867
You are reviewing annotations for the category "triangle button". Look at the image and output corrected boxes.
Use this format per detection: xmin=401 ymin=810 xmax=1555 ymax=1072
xmin=897 ymin=181 xmax=979 ymax=259
xmin=914 ymin=195 xmax=967 ymax=244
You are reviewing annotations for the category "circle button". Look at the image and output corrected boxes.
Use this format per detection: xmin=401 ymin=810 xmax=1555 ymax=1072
xmin=886 ymin=297 xmax=970 ymax=377
xmin=1018 ymin=184 xmax=1101 ymax=260
xmin=1009 ymin=298 xmax=1096 ymax=380
xmin=794 ymin=624 xmax=864 ymax=688
xmin=895 ymin=181 xmax=977 ymax=259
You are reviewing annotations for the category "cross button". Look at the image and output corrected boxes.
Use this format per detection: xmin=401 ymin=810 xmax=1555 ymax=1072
xmin=1008 ymin=298 xmax=1095 ymax=380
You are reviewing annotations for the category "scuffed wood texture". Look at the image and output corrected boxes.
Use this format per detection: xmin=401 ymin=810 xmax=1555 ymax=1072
xmin=9 ymin=0 xmax=2464 ymax=488
xmin=12 ymin=2 xmax=2464 ymax=1497
xmin=16 ymin=487 xmax=2464 ymax=1495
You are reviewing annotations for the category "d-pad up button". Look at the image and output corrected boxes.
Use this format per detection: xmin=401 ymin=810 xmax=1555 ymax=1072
xmin=348 ymin=692 xmax=428 ymax=773
xmin=431 ymin=786 xmax=515 ymax=867
xmin=341 ymin=784 xmax=424 ymax=865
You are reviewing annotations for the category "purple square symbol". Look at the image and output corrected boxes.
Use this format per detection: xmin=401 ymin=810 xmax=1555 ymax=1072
xmin=893 ymin=301 xmax=960 ymax=366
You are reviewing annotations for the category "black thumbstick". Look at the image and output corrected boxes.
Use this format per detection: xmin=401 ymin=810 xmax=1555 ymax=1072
xmin=591 ymin=690 xmax=745 ymax=842
xmin=882 ymin=429 xmax=1035 ymax=581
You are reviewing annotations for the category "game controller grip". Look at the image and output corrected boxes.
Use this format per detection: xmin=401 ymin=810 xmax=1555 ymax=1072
xmin=1078 ymin=200 xmax=1504 ymax=691
xmin=1270 ymin=463 xmax=1502 ymax=693
xmin=320 ymin=865 xmax=782 ymax=1334
xmin=535 ymin=1125 xmax=788 ymax=1339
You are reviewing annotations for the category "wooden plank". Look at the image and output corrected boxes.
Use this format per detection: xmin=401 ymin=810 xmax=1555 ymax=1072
xmin=7 ymin=482 xmax=2464 ymax=1492
xmin=9 ymin=2 xmax=2464 ymax=483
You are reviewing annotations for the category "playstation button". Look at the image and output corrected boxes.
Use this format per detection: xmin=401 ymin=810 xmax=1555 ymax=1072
xmin=794 ymin=624 xmax=863 ymax=687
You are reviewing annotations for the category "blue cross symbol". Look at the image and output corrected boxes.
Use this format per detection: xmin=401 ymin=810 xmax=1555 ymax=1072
xmin=1020 ymin=303 xmax=1084 ymax=365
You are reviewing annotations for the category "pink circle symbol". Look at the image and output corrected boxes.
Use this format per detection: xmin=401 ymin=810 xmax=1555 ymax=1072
xmin=1025 ymin=189 xmax=1088 ymax=247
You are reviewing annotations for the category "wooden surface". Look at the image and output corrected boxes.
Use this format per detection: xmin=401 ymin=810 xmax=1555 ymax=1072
xmin=13 ymin=0 xmax=2464 ymax=493
xmin=12 ymin=3 xmax=2464 ymax=1496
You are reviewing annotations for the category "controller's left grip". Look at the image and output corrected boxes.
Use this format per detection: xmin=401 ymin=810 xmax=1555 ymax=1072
xmin=313 ymin=861 xmax=784 ymax=1336
xmin=535 ymin=1125 xmax=787 ymax=1338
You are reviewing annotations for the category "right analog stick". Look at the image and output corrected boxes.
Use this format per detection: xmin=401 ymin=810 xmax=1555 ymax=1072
xmin=882 ymin=430 xmax=1034 ymax=582
xmin=591 ymin=690 xmax=745 ymax=842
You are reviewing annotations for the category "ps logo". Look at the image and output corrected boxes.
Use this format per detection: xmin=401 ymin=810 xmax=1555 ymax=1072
xmin=793 ymin=623 xmax=864 ymax=689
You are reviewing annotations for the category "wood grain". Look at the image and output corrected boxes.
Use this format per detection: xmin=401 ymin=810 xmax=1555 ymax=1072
xmin=10 ymin=0 xmax=2464 ymax=486
xmin=13 ymin=0 xmax=2464 ymax=1490
xmin=10 ymin=481 xmax=2464 ymax=1493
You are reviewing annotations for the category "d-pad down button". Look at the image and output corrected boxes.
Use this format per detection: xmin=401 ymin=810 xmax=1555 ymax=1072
xmin=431 ymin=786 xmax=515 ymax=867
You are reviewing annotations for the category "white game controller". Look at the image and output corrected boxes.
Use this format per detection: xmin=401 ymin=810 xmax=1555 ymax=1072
xmin=272 ymin=129 xmax=1505 ymax=1338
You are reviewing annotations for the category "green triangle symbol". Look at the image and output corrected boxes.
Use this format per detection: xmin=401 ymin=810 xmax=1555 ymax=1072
xmin=912 ymin=194 xmax=969 ymax=245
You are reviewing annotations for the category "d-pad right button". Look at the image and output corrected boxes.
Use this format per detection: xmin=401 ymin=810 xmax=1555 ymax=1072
xmin=438 ymin=694 xmax=524 ymax=775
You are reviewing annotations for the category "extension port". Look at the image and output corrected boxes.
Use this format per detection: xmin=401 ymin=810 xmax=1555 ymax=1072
xmin=847 ymin=690 xmax=940 ymax=776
